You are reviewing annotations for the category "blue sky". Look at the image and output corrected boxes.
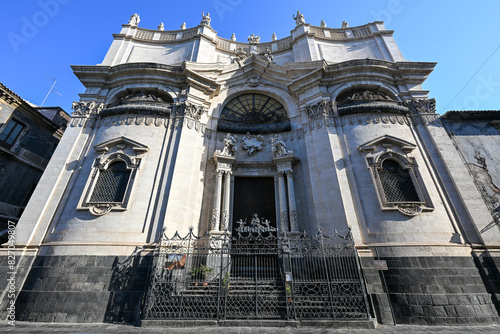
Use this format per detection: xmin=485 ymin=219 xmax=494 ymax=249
xmin=2 ymin=0 xmax=500 ymax=114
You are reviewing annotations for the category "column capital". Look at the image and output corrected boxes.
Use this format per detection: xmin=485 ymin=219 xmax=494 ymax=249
xmin=212 ymin=153 xmax=236 ymax=173
xmin=273 ymin=155 xmax=295 ymax=174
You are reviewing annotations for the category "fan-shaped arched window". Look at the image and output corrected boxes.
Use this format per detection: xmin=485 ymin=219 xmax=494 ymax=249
xmin=378 ymin=159 xmax=419 ymax=202
xmin=217 ymin=93 xmax=290 ymax=134
xmin=89 ymin=161 xmax=131 ymax=203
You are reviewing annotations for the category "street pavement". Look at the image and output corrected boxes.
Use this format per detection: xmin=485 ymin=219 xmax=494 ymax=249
xmin=0 ymin=322 xmax=499 ymax=334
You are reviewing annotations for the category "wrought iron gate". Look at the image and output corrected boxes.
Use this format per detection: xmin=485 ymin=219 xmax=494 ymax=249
xmin=142 ymin=227 xmax=370 ymax=322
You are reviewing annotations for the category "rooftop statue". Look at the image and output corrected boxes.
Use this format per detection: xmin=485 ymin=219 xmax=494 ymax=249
xmin=180 ymin=22 xmax=186 ymax=30
xmin=231 ymin=33 xmax=236 ymax=41
xmin=158 ymin=22 xmax=164 ymax=31
xmin=247 ymin=34 xmax=261 ymax=43
xmin=200 ymin=11 xmax=211 ymax=26
xmin=293 ymin=11 xmax=305 ymax=26
xmin=342 ymin=21 xmax=349 ymax=28
xmin=272 ymin=33 xmax=277 ymax=41
xmin=128 ymin=13 xmax=140 ymax=26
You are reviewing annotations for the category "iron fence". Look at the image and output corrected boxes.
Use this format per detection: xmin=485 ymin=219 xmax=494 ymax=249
xmin=142 ymin=227 xmax=370 ymax=322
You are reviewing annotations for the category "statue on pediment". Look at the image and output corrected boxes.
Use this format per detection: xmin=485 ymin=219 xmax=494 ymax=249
xmin=272 ymin=134 xmax=293 ymax=157
xmin=261 ymin=46 xmax=273 ymax=62
xmin=215 ymin=133 xmax=236 ymax=157
xmin=234 ymin=47 xmax=248 ymax=60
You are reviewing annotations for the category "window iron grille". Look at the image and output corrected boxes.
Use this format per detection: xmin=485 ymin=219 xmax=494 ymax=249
xmin=378 ymin=159 xmax=420 ymax=203
xmin=89 ymin=161 xmax=131 ymax=203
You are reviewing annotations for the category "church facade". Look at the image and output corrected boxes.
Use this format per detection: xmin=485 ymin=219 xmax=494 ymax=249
xmin=3 ymin=12 xmax=500 ymax=326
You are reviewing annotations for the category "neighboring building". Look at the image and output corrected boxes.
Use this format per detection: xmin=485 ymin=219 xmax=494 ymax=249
xmin=0 ymin=82 xmax=69 ymax=243
xmin=3 ymin=12 xmax=500 ymax=326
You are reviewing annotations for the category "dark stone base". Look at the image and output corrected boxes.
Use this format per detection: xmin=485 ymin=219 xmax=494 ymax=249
xmin=13 ymin=253 xmax=152 ymax=324
xmin=8 ymin=250 xmax=500 ymax=325
xmin=361 ymin=252 xmax=500 ymax=325
xmin=0 ymin=254 xmax=36 ymax=321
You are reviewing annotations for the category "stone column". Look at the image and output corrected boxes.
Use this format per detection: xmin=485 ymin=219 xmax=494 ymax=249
xmin=211 ymin=151 xmax=235 ymax=232
xmin=211 ymin=170 xmax=223 ymax=231
xmin=273 ymin=153 xmax=298 ymax=234
xmin=286 ymin=170 xmax=298 ymax=232
xmin=221 ymin=171 xmax=232 ymax=231
xmin=278 ymin=172 xmax=289 ymax=232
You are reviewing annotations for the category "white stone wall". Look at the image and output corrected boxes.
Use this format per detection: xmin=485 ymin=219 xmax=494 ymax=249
xmin=339 ymin=117 xmax=459 ymax=245
xmin=29 ymin=118 xmax=170 ymax=254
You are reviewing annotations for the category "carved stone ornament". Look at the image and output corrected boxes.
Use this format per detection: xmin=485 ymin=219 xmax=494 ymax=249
xmin=235 ymin=213 xmax=277 ymax=234
xmin=271 ymin=134 xmax=293 ymax=157
xmin=404 ymin=98 xmax=436 ymax=114
xmin=89 ymin=204 xmax=114 ymax=216
xmin=280 ymin=211 xmax=289 ymax=232
xmin=289 ymin=210 xmax=298 ymax=231
xmin=72 ymin=100 xmax=106 ymax=116
xmin=304 ymin=100 xmax=335 ymax=120
xmin=212 ymin=209 xmax=220 ymax=230
xmin=247 ymin=75 xmax=262 ymax=87
xmin=241 ymin=133 xmax=265 ymax=156
xmin=215 ymin=133 xmax=236 ymax=157
xmin=221 ymin=210 xmax=230 ymax=230
xmin=184 ymin=102 xmax=205 ymax=120
xmin=397 ymin=203 xmax=423 ymax=216
xmin=343 ymin=90 xmax=393 ymax=102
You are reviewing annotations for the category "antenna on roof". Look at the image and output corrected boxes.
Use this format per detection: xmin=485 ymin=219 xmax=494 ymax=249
xmin=41 ymin=77 xmax=62 ymax=106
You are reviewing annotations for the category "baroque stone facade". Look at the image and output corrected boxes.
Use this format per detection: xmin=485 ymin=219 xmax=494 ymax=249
xmin=3 ymin=13 xmax=500 ymax=326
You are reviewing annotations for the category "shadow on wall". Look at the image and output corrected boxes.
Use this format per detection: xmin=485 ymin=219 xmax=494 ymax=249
xmin=104 ymin=247 xmax=152 ymax=324
xmin=472 ymin=250 xmax=500 ymax=317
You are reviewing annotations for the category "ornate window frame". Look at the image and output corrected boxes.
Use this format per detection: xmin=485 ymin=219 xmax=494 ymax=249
xmin=360 ymin=135 xmax=434 ymax=216
xmin=77 ymin=137 xmax=148 ymax=216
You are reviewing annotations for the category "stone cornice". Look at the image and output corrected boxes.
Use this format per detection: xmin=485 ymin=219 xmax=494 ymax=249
xmin=72 ymin=63 xmax=185 ymax=90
